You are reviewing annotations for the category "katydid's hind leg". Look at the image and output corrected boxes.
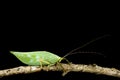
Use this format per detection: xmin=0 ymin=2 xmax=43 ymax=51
xmin=40 ymin=60 xmax=55 ymax=69
xmin=39 ymin=59 xmax=51 ymax=67
xmin=39 ymin=59 xmax=50 ymax=68
xmin=46 ymin=63 xmax=55 ymax=68
xmin=39 ymin=59 xmax=43 ymax=68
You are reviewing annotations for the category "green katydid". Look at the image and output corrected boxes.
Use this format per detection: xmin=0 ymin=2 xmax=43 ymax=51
xmin=10 ymin=35 xmax=109 ymax=66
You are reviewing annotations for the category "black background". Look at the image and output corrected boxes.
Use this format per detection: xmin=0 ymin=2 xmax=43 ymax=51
xmin=0 ymin=24 xmax=118 ymax=80
xmin=0 ymin=4 xmax=119 ymax=80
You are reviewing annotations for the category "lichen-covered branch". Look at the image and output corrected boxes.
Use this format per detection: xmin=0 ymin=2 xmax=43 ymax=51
xmin=0 ymin=63 xmax=120 ymax=78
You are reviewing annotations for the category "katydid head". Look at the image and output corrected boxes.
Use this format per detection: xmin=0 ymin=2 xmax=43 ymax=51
xmin=58 ymin=57 xmax=70 ymax=64
xmin=58 ymin=57 xmax=64 ymax=62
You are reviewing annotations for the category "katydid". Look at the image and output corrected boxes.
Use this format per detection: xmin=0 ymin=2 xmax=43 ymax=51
xmin=10 ymin=35 xmax=109 ymax=66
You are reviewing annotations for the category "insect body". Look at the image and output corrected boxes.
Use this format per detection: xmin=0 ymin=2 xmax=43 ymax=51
xmin=10 ymin=35 xmax=109 ymax=66
xmin=10 ymin=51 xmax=62 ymax=66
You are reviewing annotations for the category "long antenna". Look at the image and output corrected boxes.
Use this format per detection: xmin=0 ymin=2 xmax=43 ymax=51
xmin=63 ymin=34 xmax=110 ymax=58
xmin=63 ymin=51 xmax=106 ymax=58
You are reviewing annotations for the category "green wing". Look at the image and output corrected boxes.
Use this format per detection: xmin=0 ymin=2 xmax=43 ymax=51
xmin=10 ymin=51 xmax=61 ymax=66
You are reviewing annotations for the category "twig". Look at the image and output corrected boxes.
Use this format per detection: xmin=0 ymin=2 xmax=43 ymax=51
xmin=0 ymin=63 xmax=120 ymax=78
